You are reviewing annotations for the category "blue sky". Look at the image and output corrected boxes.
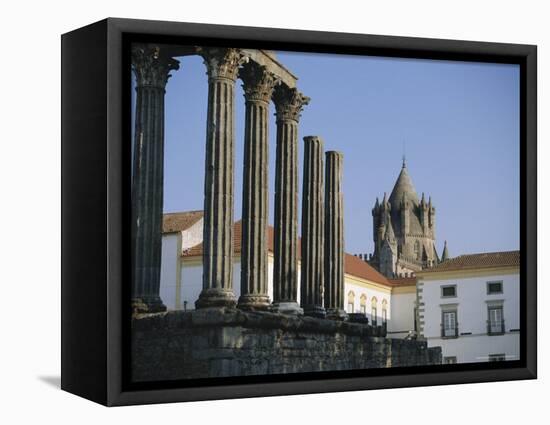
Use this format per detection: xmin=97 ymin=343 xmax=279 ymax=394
xmin=134 ymin=49 xmax=520 ymax=258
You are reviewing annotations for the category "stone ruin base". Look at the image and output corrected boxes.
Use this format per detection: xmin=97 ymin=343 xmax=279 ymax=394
xmin=131 ymin=308 xmax=441 ymax=382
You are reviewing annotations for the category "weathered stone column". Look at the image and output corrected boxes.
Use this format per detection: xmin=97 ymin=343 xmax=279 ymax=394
xmin=271 ymin=85 xmax=309 ymax=315
xmin=324 ymin=151 xmax=347 ymax=320
xmin=301 ymin=136 xmax=326 ymax=318
xmin=131 ymin=45 xmax=179 ymax=313
xmin=237 ymin=63 xmax=279 ymax=311
xmin=196 ymin=48 xmax=247 ymax=309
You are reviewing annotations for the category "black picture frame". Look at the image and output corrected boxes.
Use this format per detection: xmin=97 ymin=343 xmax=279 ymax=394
xmin=61 ymin=17 xmax=537 ymax=406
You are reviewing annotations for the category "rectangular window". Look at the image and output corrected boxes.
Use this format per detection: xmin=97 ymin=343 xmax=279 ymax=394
xmin=488 ymin=354 xmax=506 ymax=362
xmin=441 ymin=285 xmax=457 ymax=298
xmin=347 ymin=302 xmax=354 ymax=313
xmin=382 ymin=308 xmax=387 ymax=324
xmin=488 ymin=306 xmax=504 ymax=334
xmin=487 ymin=281 xmax=503 ymax=295
xmin=444 ymin=356 xmax=457 ymax=364
xmin=360 ymin=305 xmax=366 ymax=314
xmin=442 ymin=310 xmax=458 ymax=337
xmin=372 ymin=307 xmax=377 ymax=326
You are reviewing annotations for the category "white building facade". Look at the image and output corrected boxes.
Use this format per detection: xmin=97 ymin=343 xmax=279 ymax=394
xmin=159 ymin=211 xmax=417 ymax=336
xmin=416 ymin=251 xmax=520 ymax=364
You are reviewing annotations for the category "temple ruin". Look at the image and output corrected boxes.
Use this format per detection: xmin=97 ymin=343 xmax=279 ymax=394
xmin=130 ymin=45 xmax=441 ymax=381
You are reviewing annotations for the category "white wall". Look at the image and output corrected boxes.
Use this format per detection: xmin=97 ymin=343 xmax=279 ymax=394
xmin=159 ymin=233 xmax=181 ymax=310
xmin=181 ymin=218 xmax=203 ymax=251
xmin=160 ymin=230 xmax=421 ymax=333
xmin=419 ymin=271 xmax=520 ymax=362
xmin=431 ymin=333 xmax=520 ymax=363
xmin=161 ymin=241 xmax=393 ymax=321
xmin=175 ymin=257 xmax=276 ymax=309
xmin=344 ymin=278 xmax=391 ymax=325
xmin=388 ymin=291 xmax=416 ymax=337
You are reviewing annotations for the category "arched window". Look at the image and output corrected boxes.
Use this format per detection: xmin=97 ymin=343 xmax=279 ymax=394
xmin=382 ymin=299 xmax=388 ymax=325
xmin=347 ymin=291 xmax=355 ymax=313
xmin=360 ymin=294 xmax=367 ymax=314
xmin=371 ymin=297 xmax=378 ymax=326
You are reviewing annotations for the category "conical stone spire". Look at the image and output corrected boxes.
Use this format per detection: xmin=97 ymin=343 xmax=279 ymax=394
xmin=441 ymin=240 xmax=450 ymax=262
xmin=388 ymin=160 xmax=418 ymax=210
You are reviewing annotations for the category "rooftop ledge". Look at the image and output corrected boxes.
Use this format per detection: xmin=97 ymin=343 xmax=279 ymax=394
xmin=133 ymin=307 xmax=387 ymax=337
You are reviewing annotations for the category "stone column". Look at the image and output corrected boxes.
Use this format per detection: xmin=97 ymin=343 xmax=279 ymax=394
xmin=301 ymin=136 xmax=326 ymax=318
xmin=131 ymin=45 xmax=179 ymax=313
xmin=196 ymin=48 xmax=247 ymax=309
xmin=271 ymin=85 xmax=309 ymax=315
xmin=324 ymin=151 xmax=347 ymax=320
xmin=237 ymin=64 xmax=279 ymax=310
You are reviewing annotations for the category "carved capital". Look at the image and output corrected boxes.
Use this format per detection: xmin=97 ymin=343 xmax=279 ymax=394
xmin=272 ymin=85 xmax=310 ymax=123
xmin=240 ymin=63 xmax=280 ymax=104
xmin=200 ymin=47 xmax=248 ymax=82
xmin=131 ymin=45 xmax=180 ymax=89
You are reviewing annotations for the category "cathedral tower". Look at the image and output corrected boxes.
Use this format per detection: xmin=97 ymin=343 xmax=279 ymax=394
xmin=371 ymin=159 xmax=438 ymax=277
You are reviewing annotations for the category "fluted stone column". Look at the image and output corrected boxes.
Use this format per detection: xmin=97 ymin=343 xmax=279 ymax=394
xmin=271 ymin=85 xmax=310 ymax=315
xmin=131 ymin=45 xmax=179 ymax=314
xmin=301 ymin=136 xmax=326 ymax=318
xmin=196 ymin=48 xmax=247 ymax=309
xmin=324 ymin=151 xmax=347 ymax=320
xmin=237 ymin=64 xmax=279 ymax=310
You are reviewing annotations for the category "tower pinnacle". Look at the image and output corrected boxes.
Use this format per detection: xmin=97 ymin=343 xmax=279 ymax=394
xmin=441 ymin=240 xmax=450 ymax=262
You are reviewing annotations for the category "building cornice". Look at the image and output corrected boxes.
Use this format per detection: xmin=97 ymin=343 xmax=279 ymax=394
xmin=417 ymin=265 xmax=519 ymax=281
xmin=344 ymin=274 xmax=392 ymax=293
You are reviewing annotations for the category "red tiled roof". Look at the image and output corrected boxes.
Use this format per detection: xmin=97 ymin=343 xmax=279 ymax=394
xmin=163 ymin=211 xmax=203 ymax=234
xmin=183 ymin=221 xmax=299 ymax=258
xmin=421 ymin=250 xmax=520 ymax=273
xmin=344 ymin=253 xmax=391 ymax=286
xmin=179 ymin=217 xmax=389 ymax=286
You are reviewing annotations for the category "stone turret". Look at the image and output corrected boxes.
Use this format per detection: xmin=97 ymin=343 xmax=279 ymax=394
xmin=370 ymin=159 xmax=440 ymax=277
xmin=441 ymin=240 xmax=450 ymax=262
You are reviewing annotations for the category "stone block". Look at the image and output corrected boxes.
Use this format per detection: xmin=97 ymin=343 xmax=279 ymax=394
xmin=131 ymin=308 xmax=441 ymax=381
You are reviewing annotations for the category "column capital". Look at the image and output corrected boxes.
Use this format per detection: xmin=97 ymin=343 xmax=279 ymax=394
xmin=131 ymin=45 xmax=180 ymax=89
xmin=200 ymin=47 xmax=248 ymax=82
xmin=272 ymin=85 xmax=310 ymax=123
xmin=240 ymin=63 xmax=280 ymax=104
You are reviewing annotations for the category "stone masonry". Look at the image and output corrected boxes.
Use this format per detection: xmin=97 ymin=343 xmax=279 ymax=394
xmin=130 ymin=46 xmax=443 ymax=380
xmin=132 ymin=308 xmax=441 ymax=381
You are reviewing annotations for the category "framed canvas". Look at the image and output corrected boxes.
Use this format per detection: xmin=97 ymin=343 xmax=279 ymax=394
xmin=61 ymin=18 xmax=537 ymax=406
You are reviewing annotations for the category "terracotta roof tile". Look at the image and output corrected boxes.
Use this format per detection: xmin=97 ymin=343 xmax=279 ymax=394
xmin=344 ymin=254 xmax=391 ymax=286
xmin=421 ymin=250 xmax=520 ymax=273
xmin=183 ymin=221 xmax=302 ymax=258
xmin=163 ymin=210 xmax=203 ymax=234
